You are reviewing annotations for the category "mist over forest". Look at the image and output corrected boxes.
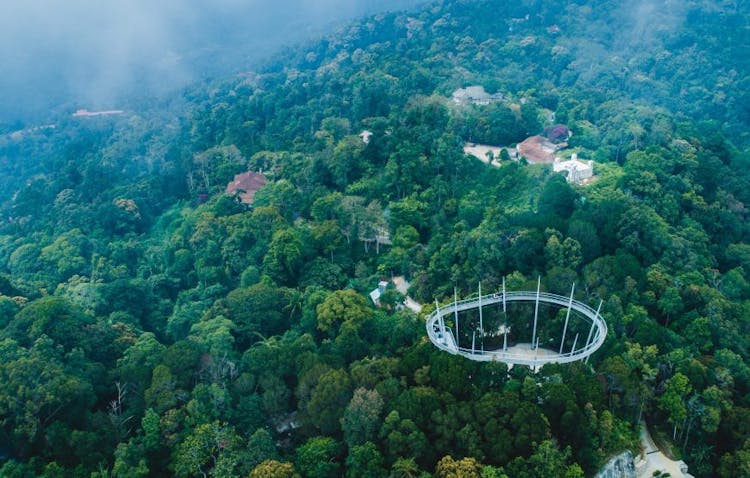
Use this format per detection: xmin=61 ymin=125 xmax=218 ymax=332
xmin=0 ymin=0 xmax=424 ymax=122
xmin=0 ymin=0 xmax=749 ymax=476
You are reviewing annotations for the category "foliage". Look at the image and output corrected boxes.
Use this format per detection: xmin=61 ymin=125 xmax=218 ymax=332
xmin=0 ymin=0 xmax=748 ymax=475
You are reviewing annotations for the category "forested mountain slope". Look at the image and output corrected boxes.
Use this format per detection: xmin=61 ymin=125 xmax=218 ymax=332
xmin=0 ymin=0 xmax=749 ymax=476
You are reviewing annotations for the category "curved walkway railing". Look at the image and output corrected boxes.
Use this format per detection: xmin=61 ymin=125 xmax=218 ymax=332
xmin=426 ymin=290 xmax=608 ymax=367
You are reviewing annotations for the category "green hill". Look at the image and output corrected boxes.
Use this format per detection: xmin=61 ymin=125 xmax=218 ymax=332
xmin=0 ymin=0 xmax=749 ymax=476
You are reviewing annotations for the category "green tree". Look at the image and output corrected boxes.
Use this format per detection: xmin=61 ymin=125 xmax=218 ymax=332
xmin=144 ymin=365 xmax=179 ymax=414
xmin=142 ymin=408 xmax=161 ymax=452
xmin=659 ymin=372 xmax=692 ymax=441
xmin=505 ymin=440 xmax=584 ymax=478
xmin=329 ymin=136 xmax=365 ymax=189
xmin=188 ymin=315 xmax=236 ymax=359
xmin=617 ymin=205 xmax=671 ymax=264
xmin=510 ymin=402 xmax=551 ymax=456
xmin=316 ymin=289 xmax=370 ymax=335
xmin=350 ymin=357 xmax=399 ymax=389
xmin=434 ymin=455 xmax=483 ymax=478
xmin=622 ymin=342 xmax=660 ymax=423
xmin=538 ymin=176 xmax=578 ymax=219
xmin=190 ymin=145 xmax=245 ymax=195
xmin=263 ymin=228 xmax=304 ymax=286
xmin=173 ymin=422 xmax=242 ymax=478
xmin=311 ymin=220 xmax=345 ymax=263
xmin=116 ymin=332 xmax=166 ymax=393
xmin=656 ymin=287 xmax=683 ymax=327
xmin=38 ymin=228 xmax=89 ymax=280
xmin=249 ymin=460 xmax=300 ymax=478
xmin=341 ymin=388 xmax=384 ymax=447
xmin=112 ymin=439 xmax=150 ymax=478
xmin=222 ymin=283 xmax=299 ymax=348
xmin=295 ymin=436 xmax=342 ymax=478
xmin=245 ymin=428 xmax=279 ymax=470
xmin=345 ymin=442 xmax=386 ymax=478
xmin=7 ymin=296 xmax=95 ymax=353
xmin=380 ymin=411 xmax=430 ymax=464
xmin=389 ymin=457 xmax=422 ymax=478
xmin=0 ymin=337 xmax=95 ymax=456
xmin=718 ymin=438 xmax=750 ymax=478
xmin=306 ymin=369 xmax=353 ymax=434
xmin=526 ymin=440 xmax=584 ymax=478
xmin=389 ymin=195 xmax=427 ymax=231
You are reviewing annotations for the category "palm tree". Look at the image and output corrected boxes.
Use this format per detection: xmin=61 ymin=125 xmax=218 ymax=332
xmin=390 ymin=457 xmax=420 ymax=478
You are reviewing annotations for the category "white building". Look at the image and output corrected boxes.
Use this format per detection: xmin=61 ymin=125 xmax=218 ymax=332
xmin=369 ymin=281 xmax=390 ymax=305
xmin=553 ymin=154 xmax=594 ymax=184
xmin=359 ymin=130 xmax=373 ymax=144
xmin=452 ymin=86 xmax=503 ymax=105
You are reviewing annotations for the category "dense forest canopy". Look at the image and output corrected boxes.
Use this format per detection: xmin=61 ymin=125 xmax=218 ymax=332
xmin=0 ymin=0 xmax=749 ymax=476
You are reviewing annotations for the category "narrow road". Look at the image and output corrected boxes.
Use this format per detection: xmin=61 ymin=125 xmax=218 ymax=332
xmin=636 ymin=422 xmax=690 ymax=477
xmin=392 ymin=276 xmax=422 ymax=313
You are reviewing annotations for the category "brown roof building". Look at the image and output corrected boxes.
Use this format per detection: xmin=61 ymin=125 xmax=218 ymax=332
xmin=517 ymin=135 xmax=566 ymax=164
xmin=226 ymin=172 xmax=267 ymax=205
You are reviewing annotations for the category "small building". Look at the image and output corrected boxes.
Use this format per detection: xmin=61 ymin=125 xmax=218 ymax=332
xmin=359 ymin=130 xmax=373 ymax=144
xmin=72 ymin=108 xmax=124 ymax=117
xmin=543 ymin=124 xmax=572 ymax=144
xmin=226 ymin=171 xmax=267 ymax=205
xmin=369 ymin=281 xmax=391 ymax=306
xmin=452 ymin=86 xmax=503 ymax=106
xmin=517 ymin=135 xmax=564 ymax=164
xmin=553 ymin=154 xmax=594 ymax=184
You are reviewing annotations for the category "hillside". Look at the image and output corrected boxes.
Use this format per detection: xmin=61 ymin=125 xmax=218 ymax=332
xmin=0 ymin=0 xmax=749 ymax=476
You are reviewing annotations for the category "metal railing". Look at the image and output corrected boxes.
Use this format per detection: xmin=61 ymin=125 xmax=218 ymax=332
xmin=426 ymin=290 xmax=607 ymax=367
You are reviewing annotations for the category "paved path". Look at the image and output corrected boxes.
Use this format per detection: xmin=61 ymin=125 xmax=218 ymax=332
xmin=392 ymin=276 xmax=422 ymax=313
xmin=463 ymin=143 xmax=505 ymax=167
xmin=636 ymin=422 xmax=690 ymax=477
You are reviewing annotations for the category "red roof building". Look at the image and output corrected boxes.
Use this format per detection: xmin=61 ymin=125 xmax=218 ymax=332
xmin=517 ymin=135 xmax=565 ymax=164
xmin=225 ymin=172 xmax=267 ymax=205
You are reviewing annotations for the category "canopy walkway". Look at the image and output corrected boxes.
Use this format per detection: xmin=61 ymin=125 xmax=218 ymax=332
xmin=426 ymin=280 xmax=607 ymax=368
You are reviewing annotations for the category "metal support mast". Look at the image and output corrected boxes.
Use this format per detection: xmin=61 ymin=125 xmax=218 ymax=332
xmin=435 ymin=299 xmax=445 ymax=339
xmin=454 ymin=287 xmax=459 ymax=348
xmin=559 ymin=283 xmax=575 ymax=354
xmin=502 ymin=276 xmax=507 ymax=352
xmin=478 ymin=282 xmax=483 ymax=353
xmin=532 ymin=276 xmax=541 ymax=349
xmin=584 ymin=300 xmax=603 ymax=363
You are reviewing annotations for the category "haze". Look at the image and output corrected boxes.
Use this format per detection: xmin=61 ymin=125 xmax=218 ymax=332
xmin=0 ymin=0 xmax=424 ymax=123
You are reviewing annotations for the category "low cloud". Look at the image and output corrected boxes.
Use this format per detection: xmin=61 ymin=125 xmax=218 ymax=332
xmin=0 ymin=0 xmax=423 ymax=121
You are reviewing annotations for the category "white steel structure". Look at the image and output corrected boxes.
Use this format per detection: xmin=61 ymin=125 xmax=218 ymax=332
xmin=426 ymin=280 xmax=607 ymax=368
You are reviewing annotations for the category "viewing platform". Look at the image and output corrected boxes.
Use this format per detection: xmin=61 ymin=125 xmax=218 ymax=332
xmin=426 ymin=279 xmax=608 ymax=368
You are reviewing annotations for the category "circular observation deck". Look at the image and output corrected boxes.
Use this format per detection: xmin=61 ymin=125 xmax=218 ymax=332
xmin=426 ymin=284 xmax=607 ymax=368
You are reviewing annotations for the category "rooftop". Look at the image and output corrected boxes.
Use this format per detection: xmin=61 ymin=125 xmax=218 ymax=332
xmin=226 ymin=171 xmax=267 ymax=205
xmin=359 ymin=130 xmax=373 ymax=144
xmin=72 ymin=109 xmax=124 ymax=117
xmin=452 ymin=85 xmax=504 ymax=105
xmin=517 ymin=135 xmax=564 ymax=164
xmin=553 ymin=154 xmax=594 ymax=184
